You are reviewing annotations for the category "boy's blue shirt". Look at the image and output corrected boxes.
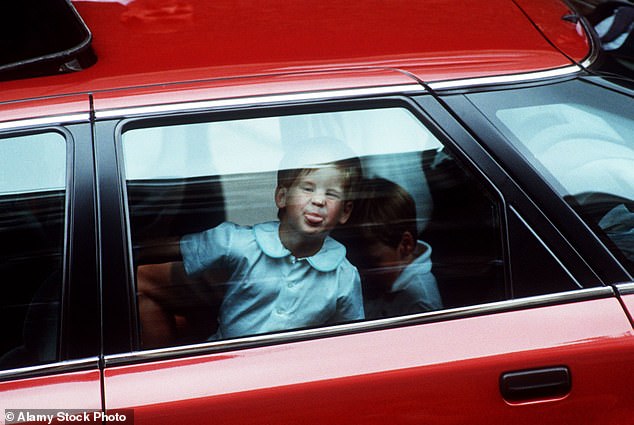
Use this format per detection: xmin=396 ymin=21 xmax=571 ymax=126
xmin=181 ymin=221 xmax=364 ymax=339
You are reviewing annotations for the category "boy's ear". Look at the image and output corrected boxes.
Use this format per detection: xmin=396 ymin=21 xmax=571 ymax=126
xmin=275 ymin=186 xmax=287 ymax=209
xmin=338 ymin=200 xmax=354 ymax=224
xmin=397 ymin=231 xmax=416 ymax=258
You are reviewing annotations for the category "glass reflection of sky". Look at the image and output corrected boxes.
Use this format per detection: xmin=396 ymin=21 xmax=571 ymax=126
xmin=122 ymin=107 xmax=441 ymax=180
xmin=0 ymin=133 xmax=66 ymax=195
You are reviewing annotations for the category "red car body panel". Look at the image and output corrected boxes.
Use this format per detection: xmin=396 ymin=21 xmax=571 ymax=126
xmin=513 ymin=0 xmax=591 ymax=62
xmin=0 ymin=0 xmax=589 ymax=104
xmin=0 ymin=95 xmax=89 ymax=125
xmin=104 ymin=298 xmax=634 ymax=425
xmin=2 ymin=1 xmax=626 ymax=423
xmin=91 ymin=69 xmax=417 ymax=112
xmin=0 ymin=369 xmax=101 ymax=413
xmin=619 ymin=293 xmax=634 ymax=324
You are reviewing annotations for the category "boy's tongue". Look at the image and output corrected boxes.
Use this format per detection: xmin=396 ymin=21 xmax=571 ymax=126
xmin=305 ymin=213 xmax=323 ymax=225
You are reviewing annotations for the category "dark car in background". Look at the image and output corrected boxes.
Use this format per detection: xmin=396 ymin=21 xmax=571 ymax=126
xmin=569 ymin=0 xmax=634 ymax=77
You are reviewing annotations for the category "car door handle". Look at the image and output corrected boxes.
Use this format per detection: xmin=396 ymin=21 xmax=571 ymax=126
xmin=500 ymin=366 xmax=571 ymax=402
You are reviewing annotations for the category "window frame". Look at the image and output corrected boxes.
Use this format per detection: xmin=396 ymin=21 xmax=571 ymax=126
xmin=0 ymin=127 xmax=70 ymax=374
xmin=97 ymin=90 xmax=613 ymax=366
xmin=0 ymin=120 xmax=100 ymax=380
xmin=434 ymin=77 xmax=628 ymax=285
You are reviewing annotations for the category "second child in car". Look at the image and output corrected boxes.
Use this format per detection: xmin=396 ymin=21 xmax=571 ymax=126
xmin=346 ymin=177 xmax=442 ymax=319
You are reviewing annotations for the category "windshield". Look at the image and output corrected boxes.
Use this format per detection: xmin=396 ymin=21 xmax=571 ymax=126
xmin=467 ymin=78 xmax=634 ymax=275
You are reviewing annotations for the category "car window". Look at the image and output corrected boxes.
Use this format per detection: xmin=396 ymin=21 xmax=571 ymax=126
xmin=121 ymin=105 xmax=572 ymax=350
xmin=467 ymin=79 xmax=634 ymax=276
xmin=0 ymin=132 xmax=66 ymax=194
xmin=0 ymin=131 xmax=66 ymax=369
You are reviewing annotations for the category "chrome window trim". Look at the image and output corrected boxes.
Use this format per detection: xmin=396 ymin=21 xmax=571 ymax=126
xmin=580 ymin=42 xmax=599 ymax=69
xmin=0 ymin=113 xmax=90 ymax=132
xmin=576 ymin=7 xmax=600 ymax=70
xmin=94 ymin=84 xmax=426 ymax=119
xmin=616 ymin=282 xmax=634 ymax=295
xmin=105 ymin=286 xmax=613 ymax=366
xmin=0 ymin=357 xmax=100 ymax=381
xmin=428 ymin=65 xmax=582 ymax=91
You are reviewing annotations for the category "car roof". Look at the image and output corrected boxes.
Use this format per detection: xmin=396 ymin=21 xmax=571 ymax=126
xmin=0 ymin=0 xmax=590 ymax=106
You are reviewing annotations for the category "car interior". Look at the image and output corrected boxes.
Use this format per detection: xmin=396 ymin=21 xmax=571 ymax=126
xmin=129 ymin=148 xmax=505 ymax=347
xmin=0 ymin=189 xmax=63 ymax=368
xmin=495 ymin=101 xmax=634 ymax=270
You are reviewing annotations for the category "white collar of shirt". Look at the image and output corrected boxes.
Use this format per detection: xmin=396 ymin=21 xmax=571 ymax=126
xmin=253 ymin=221 xmax=347 ymax=272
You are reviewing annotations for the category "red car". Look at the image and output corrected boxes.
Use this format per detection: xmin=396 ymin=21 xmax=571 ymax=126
xmin=1 ymin=0 xmax=633 ymax=424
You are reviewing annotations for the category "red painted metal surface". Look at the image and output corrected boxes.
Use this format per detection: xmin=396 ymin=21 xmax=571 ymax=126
xmin=0 ymin=369 xmax=102 ymax=424
xmin=0 ymin=0 xmax=590 ymax=104
xmin=619 ymin=293 xmax=634 ymax=325
xmin=0 ymin=95 xmax=89 ymax=124
xmin=91 ymin=69 xmax=416 ymax=113
xmin=104 ymin=298 xmax=634 ymax=425
xmin=513 ymin=0 xmax=591 ymax=62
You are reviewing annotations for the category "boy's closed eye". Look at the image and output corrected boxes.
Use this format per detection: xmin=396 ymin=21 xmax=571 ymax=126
xmin=301 ymin=183 xmax=315 ymax=192
xmin=326 ymin=190 xmax=342 ymax=200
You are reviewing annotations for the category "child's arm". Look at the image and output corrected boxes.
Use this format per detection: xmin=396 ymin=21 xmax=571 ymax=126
xmin=137 ymin=222 xmax=239 ymax=347
xmin=333 ymin=266 xmax=365 ymax=322
xmin=137 ymin=261 xmax=190 ymax=347
xmin=135 ymin=235 xmax=182 ymax=264
xmin=180 ymin=222 xmax=239 ymax=275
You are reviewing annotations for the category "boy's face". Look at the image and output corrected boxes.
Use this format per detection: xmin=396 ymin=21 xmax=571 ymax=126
xmin=354 ymin=241 xmax=404 ymax=291
xmin=348 ymin=231 xmax=415 ymax=293
xmin=276 ymin=165 xmax=353 ymax=240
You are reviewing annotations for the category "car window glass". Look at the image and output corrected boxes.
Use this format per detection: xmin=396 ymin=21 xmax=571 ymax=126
xmin=123 ymin=108 xmax=435 ymax=177
xmin=467 ymin=80 xmax=634 ymax=276
xmin=0 ymin=132 xmax=66 ymax=194
xmin=0 ymin=132 xmax=66 ymax=369
xmin=122 ymin=106 xmax=507 ymax=349
xmin=507 ymin=207 xmax=581 ymax=297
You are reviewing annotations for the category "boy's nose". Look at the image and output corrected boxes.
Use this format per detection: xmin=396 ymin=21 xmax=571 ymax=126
xmin=311 ymin=193 xmax=326 ymax=206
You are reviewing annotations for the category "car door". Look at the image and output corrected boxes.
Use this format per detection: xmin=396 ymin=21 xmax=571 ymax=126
xmin=619 ymin=285 xmax=634 ymax=324
xmin=0 ymin=97 xmax=101 ymax=421
xmin=96 ymin=84 xmax=634 ymax=425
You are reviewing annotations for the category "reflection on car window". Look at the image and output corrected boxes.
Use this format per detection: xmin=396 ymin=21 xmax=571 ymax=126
xmin=0 ymin=132 xmax=66 ymax=195
xmin=468 ymin=80 xmax=634 ymax=275
xmin=0 ymin=132 xmax=66 ymax=370
xmin=594 ymin=5 xmax=634 ymax=52
xmin=496 ymin=103 xmax=634 ymax=200
xmin=123 ymin=107 xmax=506 ymax=349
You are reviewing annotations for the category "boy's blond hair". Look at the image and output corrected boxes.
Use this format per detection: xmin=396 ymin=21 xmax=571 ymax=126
xmin=276 ymin=137 xmax=361 ymax=219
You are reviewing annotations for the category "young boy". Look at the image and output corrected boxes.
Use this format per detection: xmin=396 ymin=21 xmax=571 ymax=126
xmin=138 ymin=155 xmax=364 ymax=344
xmin=345 ymin=177 xmax=442 ymax=319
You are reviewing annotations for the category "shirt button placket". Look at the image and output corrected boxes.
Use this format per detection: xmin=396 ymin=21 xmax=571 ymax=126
xmin=277 ymin=256 xmax=297 ymax=316
xmin=286 ymin=256 xmax=302 ymax=290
